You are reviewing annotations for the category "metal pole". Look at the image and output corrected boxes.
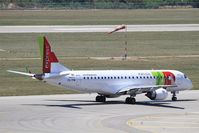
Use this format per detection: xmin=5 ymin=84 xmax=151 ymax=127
xmin=123 ymin=26 xmax=127 ymax=60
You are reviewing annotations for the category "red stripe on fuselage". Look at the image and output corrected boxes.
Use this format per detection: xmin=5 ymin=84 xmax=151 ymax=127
xmin=162 ymin=71 xmax=175 ymax=85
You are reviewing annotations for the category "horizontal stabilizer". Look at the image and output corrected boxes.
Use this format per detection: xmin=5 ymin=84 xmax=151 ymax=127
xmin=7 ymin=70 xmax=34 ymax=77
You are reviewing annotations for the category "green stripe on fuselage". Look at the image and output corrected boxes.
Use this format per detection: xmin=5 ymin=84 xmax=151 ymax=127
xmin=152 ymin=71 xmax=165 ymax=85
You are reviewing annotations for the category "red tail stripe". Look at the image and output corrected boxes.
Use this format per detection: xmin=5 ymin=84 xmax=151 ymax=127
xmin=49 ymin=52 xmax=58 ymax=62
xmin=43 ymin=37 xmax=59 ymax=73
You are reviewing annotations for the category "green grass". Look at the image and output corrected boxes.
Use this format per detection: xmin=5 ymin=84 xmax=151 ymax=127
xmin=0 ymin=9 xmax=199 ymax=25
xmin=1 ymin=57 xmax=198 ymax=96
xmin=0 ymin=32 xmax=199 ymax=96
xmin=0 ymin=32 xmax=199 ymax=58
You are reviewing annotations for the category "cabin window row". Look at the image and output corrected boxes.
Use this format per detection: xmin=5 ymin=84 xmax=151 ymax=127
xmin=83 ymin=76 xmax=166 ymax=80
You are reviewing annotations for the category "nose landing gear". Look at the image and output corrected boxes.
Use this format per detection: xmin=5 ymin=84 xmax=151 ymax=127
xmin=171 ymin=92 xmax=177 ymax=101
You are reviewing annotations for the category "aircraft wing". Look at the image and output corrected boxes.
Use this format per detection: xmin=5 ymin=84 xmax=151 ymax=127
xmin=117 ymin=84 xmax=177 ymax=95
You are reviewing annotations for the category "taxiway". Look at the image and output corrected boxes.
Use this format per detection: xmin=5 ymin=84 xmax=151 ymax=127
xmin=0 ymin=90 xmax=198 ymax=133
xmin=0 ymin=24 xmax=199 ymax=33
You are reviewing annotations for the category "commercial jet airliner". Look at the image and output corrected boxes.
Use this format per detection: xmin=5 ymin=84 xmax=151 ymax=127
xmin=7 ymin=36 xmax=193 ymax=104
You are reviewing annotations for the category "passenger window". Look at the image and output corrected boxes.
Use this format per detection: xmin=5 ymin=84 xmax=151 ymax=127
xmin=87 ymin=77 xmax=89 ymax=79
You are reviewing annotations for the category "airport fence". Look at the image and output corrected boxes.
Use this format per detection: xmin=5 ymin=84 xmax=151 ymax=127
xmin=0 ymin=1 xmax=199 ymax=10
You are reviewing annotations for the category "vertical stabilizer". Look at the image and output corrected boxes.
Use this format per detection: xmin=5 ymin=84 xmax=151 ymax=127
xmin=38 ymin=36 xmax=70 ymax=73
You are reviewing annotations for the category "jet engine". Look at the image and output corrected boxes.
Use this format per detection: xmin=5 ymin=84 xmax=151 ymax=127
xmin=145 ymin=88 xmax=168 ymax=100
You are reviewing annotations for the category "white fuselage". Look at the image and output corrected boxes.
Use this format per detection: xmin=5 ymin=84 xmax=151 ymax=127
xmin=44 ymin=70 xmax=192 ymax=96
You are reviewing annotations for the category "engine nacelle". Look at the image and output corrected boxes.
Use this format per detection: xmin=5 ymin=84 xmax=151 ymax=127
xmin=146 ymin=88 xmax=168 ymax=100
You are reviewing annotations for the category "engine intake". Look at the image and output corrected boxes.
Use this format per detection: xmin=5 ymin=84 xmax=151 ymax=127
xmin=146 ymin=88 xmax=168 ymax=100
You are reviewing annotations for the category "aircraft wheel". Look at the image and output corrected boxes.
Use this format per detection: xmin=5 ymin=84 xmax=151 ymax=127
xmin=171 ymin=91 xmax=177 ymax=101
xmin=96 ymin=95 xmax=106 ymax=102
xmin=172 ymin=96 xmax=177 ymax=101
xmin=125 ymin=97 xmax=136 ymax=104
xmin=131 ymin=98 xmax=136 ymax=104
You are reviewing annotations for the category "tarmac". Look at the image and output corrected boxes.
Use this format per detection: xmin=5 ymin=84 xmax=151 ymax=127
xmin=0 ymin=90 xmax=198 ymax=133
xmin=1 ymin=24 xmax=199 ymax=133
xmin=0 ymin=24 xmax=199 ymax=33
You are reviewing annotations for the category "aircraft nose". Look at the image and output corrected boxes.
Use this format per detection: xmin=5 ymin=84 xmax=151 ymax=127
xmin=187 ymin=79 xmax=193 ymax=90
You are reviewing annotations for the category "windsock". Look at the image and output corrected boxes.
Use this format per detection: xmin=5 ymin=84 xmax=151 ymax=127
xmin=108 ymin=24 xmax=126 ymax=34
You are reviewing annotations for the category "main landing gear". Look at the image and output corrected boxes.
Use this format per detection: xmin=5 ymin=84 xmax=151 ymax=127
xmin=96 ymin=95 xmax=106 ymax=102
xmin=125 ymin=97 xmax=136 ymax=104
xmin=95 ymin=95 xmax=136 ymax=104
xmin=171 ymin=92 xmax=177 ymax=101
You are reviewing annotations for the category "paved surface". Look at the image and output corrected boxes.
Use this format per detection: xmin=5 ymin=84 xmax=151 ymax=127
xmin=0 ymin=90 xmax=198 ymax=133
xmin=0 ymin=24 xmax=199 ymax=33
xmin=1 ymin=55 xmax=199 ymax=61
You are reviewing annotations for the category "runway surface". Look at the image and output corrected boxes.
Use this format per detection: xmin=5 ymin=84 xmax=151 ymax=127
xmin=0 ymin=24 xmax=199 ymax=33
xmin=0 ymin=90 xmax=199 ymax=133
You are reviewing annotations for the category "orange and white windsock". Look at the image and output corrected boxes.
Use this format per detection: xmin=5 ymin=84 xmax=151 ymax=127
xmin=108 ymin=24 xmax=126 ymax=34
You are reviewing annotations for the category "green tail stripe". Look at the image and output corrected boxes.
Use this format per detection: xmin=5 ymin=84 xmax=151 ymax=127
xmin=37 ymin=36 xmax=44 ymax=59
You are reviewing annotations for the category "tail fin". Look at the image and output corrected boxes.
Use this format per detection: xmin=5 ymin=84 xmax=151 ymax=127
xmin=38 ymin=36 xmax=70 ymax=73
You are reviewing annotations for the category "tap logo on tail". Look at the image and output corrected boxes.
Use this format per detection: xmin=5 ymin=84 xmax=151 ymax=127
xmin=38 ymin=36 xmax=58 ymax=73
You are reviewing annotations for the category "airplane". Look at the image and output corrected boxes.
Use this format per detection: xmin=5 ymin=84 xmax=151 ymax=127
xmin=7 ymin=36 xmax=193 ymax=104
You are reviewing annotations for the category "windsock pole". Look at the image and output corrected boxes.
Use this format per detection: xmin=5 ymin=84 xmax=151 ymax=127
xmin=108 ymin=24 xmax=127 ymax=60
